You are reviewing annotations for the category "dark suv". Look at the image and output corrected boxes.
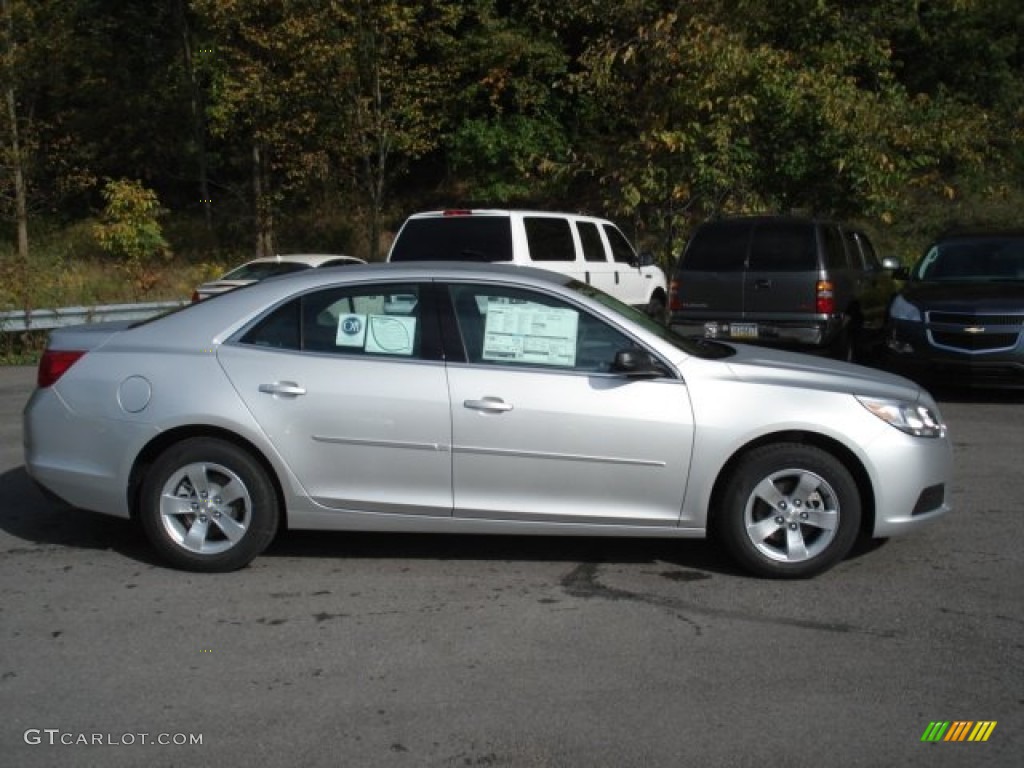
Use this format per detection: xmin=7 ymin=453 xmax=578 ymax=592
xmin=669 ymin=216 xmax=897 ymax=359
xmin=885 ymin=230 xmax=1024 ymax=388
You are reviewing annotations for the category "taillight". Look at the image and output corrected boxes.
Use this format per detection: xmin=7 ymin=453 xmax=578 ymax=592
xmin=37 ymin=350 xmax=86 ymax=388
xmin=441 ymin=209 xmax=472 ymax=216
xmin=815 ymin=280 xmax=835 ymax=314
xmin=669 ymin=278 xmax=682 ymax=311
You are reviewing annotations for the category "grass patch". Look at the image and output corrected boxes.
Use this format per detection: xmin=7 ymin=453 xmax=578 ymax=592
xmin=0 ymin=215 xmax=244 ymax=365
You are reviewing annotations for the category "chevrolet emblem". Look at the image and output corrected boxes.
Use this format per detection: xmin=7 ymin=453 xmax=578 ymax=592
xmin=963 ymin=326 xmax=986 ymax=334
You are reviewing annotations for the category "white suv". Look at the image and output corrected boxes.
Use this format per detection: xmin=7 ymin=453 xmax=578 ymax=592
xmin=387 ymin=209 xmax=669 ymax=318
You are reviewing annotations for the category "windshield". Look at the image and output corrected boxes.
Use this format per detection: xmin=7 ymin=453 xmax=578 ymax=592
xmin=567 ymin=280 xmax=735 ymax=359
xmin=913 ymin=237 xmax=1024 ymax=282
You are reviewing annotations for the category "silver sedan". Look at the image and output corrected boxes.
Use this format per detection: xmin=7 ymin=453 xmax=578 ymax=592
xmin=23 ymin=263 xmax=952 ymax=577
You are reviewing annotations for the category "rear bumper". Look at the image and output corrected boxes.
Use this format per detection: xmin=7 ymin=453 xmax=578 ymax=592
xmin=670 ymin=314 xmax=844 ymax=350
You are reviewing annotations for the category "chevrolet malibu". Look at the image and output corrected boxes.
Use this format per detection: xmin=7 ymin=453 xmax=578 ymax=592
xmin=24 ymin=263 xmax=952 ymax=578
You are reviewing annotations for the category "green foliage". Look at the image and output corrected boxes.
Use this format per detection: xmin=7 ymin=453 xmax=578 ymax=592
xmin=92 ymin=179 xmax=170 ymax=295
xmin=0 ymin=0 xmax=1020 ymax=281
xmin=93 ymin=179 xmax=170 ymax=264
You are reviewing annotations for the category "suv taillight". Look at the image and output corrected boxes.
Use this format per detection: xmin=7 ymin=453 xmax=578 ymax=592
xmin=38 ymin=350 xmax=86 ymax=388
xmin=815 ymin=280 xmax=835 ymax=314
xmin=669 ymin=278 xmax=682 ymax=311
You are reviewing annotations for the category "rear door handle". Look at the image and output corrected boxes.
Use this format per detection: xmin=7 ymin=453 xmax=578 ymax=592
xmin=464 ymin=397 xmax=513 ymax=413
xmin=259 ymin=381 xmax=307 ymax=398
xmin=754 ymin=279 xmax=773 ymax=289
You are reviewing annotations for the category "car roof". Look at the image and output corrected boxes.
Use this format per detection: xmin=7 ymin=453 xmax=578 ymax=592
xmin=695 ymin=215 xmax=840 ymax=228
xmin=931 ymin=229 xmax=1024 ymax=243
xmin=404 ymin=209 xmax=615 ymax=223
xmin=238 ymin=253 xmax=366 ymax=268
xmin=214 ymin=262 xmax=573 ymax=301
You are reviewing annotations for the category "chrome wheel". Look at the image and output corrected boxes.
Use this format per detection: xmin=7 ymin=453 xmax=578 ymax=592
xmin=743 ymin=469 xmax=839 ymax=563
xmin=716 ymin=443 xmax=861 ymax=578
xmin=140 ymin=438 xmax=279 ymax=572
xmin=159 ymin=462 xmax=253 ymax=555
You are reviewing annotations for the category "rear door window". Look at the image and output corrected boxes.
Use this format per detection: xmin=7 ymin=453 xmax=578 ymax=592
xmin=578 ymin=222 xmax=607 ymax=262
xmin=604 ymin=224 xmax=637 ymax=264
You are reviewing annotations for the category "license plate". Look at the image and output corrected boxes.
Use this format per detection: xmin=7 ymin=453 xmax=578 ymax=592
xmin=729 ymin=323 xmax=758 ymax=339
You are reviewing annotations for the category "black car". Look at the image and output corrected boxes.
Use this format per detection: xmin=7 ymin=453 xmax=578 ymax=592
xmin=885 ymin=231 xmax=1024 ymax=388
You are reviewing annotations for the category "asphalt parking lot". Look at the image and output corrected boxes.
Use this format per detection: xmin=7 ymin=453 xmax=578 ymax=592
xmin=1 ymin=364 xmax=1021 ymax=767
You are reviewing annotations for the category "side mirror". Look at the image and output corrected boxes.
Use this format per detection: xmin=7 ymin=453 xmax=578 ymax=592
xmin=635 ymin=251 xmax=656 ymax=268
xmin=611 ymin=348 xmax=665 ymax=378
xmin=892 ymin=265 xmax=910 ymax=281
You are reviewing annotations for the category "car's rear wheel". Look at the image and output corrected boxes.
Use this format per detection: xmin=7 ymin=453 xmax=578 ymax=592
xmin=716 ymin=443 xmax=861 ymax=578
xmin=140 ymin=438 xmax=279 ymax=572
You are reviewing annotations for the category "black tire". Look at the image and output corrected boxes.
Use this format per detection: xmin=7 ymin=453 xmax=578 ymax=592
xmin=139 ymin=438 xmax=280 ymax=572
xmin=830 ymin=325 xmax=855 ymax=362
xmin=715 ymin=443 xmax=861 ymax=578
xmin=646 ymin=292 xmax=668 ymax=324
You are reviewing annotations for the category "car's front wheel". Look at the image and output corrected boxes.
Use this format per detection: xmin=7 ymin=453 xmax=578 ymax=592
xmin=716 ymin=443 xmax=861 ymax=578
xmin=139 ymin=438 xmax=280 ymax=572
xmin=645 ymin=291 xmax=668 ymax=324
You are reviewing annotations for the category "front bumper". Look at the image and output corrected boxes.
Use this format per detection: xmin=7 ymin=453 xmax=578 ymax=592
xmin=886 ymin=318 xmax=1024 ymax=388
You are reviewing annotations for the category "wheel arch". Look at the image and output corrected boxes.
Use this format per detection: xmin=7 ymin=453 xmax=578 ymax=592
xmin=707 ymin=430 xmax=875 ymax=539
xmin=127 ymin=426 xmax=288 ymax=533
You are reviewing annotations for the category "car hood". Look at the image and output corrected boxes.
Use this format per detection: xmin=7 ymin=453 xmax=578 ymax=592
xmin=722 ymin=344 xmax=925 ymax=401
xmin=899 ymin=280 xmax=1024 ymax=311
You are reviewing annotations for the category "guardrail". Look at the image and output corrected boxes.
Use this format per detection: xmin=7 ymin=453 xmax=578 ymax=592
xmin=0 ymin=301 xmax=188 ymax=332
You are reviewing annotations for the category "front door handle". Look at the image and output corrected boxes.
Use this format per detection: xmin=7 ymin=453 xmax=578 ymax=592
xmin=753 ymin=279 xmax=773 ymax=289
xmin=464 ymin=397 xmax=513 ymax=413
xmin=259 ymin=381 xmax=307 ymax=398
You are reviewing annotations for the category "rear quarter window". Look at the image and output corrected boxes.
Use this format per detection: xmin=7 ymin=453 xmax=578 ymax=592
xmin=821 ymin=225 xmax=848 ymax=270
xmin=524 ymin=217 xmax=576 ymax=262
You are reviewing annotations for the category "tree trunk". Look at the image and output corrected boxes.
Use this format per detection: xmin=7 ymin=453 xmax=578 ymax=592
xmin=5 ymin=85 xmax=28 ymax=263
xmin=253 ymin=142 xmax=274 ymax=257
xmin=2 ymin=0 xmax=28 ymax=266
xmin=176 ymin=0 xmax=212 ymax=231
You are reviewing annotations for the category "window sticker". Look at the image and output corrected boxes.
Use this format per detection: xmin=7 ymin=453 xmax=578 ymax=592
xmin=482 ymin=303 xmax=578 ymax=366
xmin=336 ymin=313 xmax=367 ymax=348
xmin=335 ymin=314 xmax=416 ymax=355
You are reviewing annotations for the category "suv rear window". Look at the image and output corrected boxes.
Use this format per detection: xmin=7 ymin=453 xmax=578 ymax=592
xmin=748 ymin=220 xmax=818 ymax=271
xmin=389 ymin=217 xmax=513 ymax=262
xmin=679 ymin=221 xmax=750 ymax=271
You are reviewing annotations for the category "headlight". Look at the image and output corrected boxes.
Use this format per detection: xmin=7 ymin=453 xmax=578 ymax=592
xmin=889 ymin=294 xmax=921 ymax=322
xmin=856 ymin=396 xmax=946 ymax=438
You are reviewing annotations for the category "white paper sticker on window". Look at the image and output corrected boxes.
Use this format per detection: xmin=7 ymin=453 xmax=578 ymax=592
xmin=365 ymin=315 xmax=416 ymax=355
xmin=336 ymin=314 xmax=367 ymax=348
xmin=482 ymin=304 xmax=577 ymax=366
